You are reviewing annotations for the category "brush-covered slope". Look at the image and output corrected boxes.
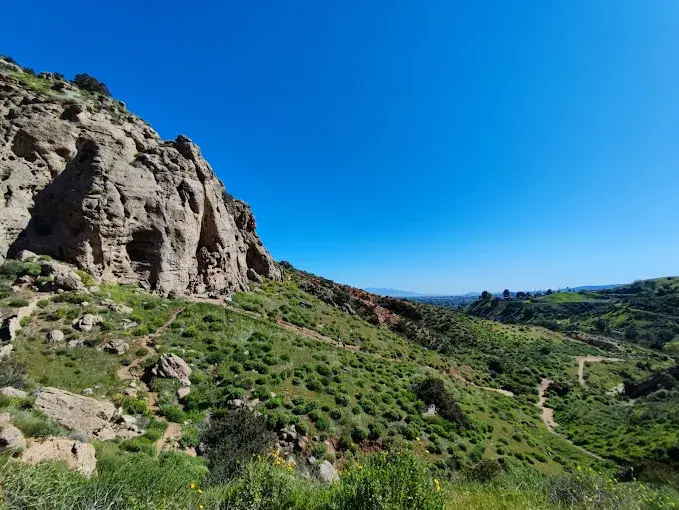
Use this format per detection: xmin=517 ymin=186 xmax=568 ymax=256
xmin=468 ymin=277 xmax=679 ymax=351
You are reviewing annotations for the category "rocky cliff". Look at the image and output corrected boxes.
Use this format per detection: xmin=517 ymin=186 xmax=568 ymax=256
xmin=0 ymin=57 xmax=280 ymax=295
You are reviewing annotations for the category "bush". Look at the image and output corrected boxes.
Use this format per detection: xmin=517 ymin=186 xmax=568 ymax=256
xmin=334 ymin=447 xmax=443 ymax=509
xmin=71 ymin=73 xmax=111 ymax=96
xmin=469 ymin=458 xmax=503 ymax=481
xmin=414 ymin=377 xmax=468 ymax=427
xmin=200 ymin=408 xmax=275 ymax=484
xmin=8 ymin=298 xmax=29 ymax=308
xmin=0 ymin=359 xmax=28 ymax=389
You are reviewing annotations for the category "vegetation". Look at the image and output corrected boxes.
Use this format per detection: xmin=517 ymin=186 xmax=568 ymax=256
xmin=71 ymin=73 xmax=111 ymax=96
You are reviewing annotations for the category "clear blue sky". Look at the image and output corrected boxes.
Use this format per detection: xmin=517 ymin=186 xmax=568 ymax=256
xmin=3 ymin=1 xmax=678 ymax=294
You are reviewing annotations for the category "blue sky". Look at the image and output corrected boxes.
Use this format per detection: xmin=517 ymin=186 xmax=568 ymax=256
xmin=3 ymin=1 xmax=678 ymax=294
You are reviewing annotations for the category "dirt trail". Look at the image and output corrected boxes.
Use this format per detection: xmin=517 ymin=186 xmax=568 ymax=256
xmin=115 ymin=306 xmax=186 ymax=452
xmin=117 ymin=306 xmax=186 ymax=382
xmin=576 ymin=356 xmax=622 ymax=386
xmin=155 ymin=422 xmax=182 ymax=453
xmin=449 ymin=370 xmax=515 ymax=397
xmin=537 ymin=378 xmax=605 ymax=461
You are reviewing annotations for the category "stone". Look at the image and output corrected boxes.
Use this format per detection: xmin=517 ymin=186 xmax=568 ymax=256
xmin=123 ymin=387 xmax=138 ymax=397
xmin=82 ymin=388 xmax=93 ymax=396
xmin=0 ymin=343 xmax=13 ymax=360
xmin=11 ymin=285 xmax=21 ymax=293
xmin=0 ymin=316 xmax=20 ymax=342
xmin=227 ymin=399 xmax=244 ymax=409
xmin=112 ymin=303 xmax=133 ymax=314
xmin=118 ymin=415 xmax=137 ymax=426
xmin=315 ymin=460 xmax=339 ymax=483
xmin=280 ymin=425 xmax=297 ymax=442
xmin=115 ymin=425 xmax=143 ymax=439
xmin=101 ymin=339 xmax=129 ymax=354
xmin=177 ymin=386 xmax=191 ymax=400
xmin=0 ymin=424 xmax=26 ymax=452
xmin=150 ymin=353 xmax=191 ymax=386
xmin=0 ymin=387 xmax=28 ymax=398
xmin=16 ymin=250 xmax=36 ymax=261
xmin=33 ymin=387 xmax=116 ymax=441
xmin=72 ymin=314 xmax=104 ymax=332
xmin=67 ymin=338 xmax=85 ymax=348
xmin=46 ymin=329 xmax=65 ymax=342
xmin=247 ymin=268 xmax=263 ymax=284
xmin=21 ymin=437 xmax=97 ymax=476
xmin=0 ymin=412 xmax=10 ymax=425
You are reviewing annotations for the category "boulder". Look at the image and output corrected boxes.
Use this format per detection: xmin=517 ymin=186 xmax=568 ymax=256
xmin=16 ymin=250 xmax=37 ymax=261
xmin=67 ymin=338 xmax=85 ymax=348
xmin=177 ymin=386 xmax=191 ymax=400
xmin=72 ymin=314 xmax=104 ymax=332
xmin=46 ymin=329 xmax=65 ymax=342
xmin=21 ymin=437 xmax=97 ymax=476
xmin=150 ymin=354 xmax=191 ymax=386
xmin=0 ymin=343 xmax=14 ymax=360
xmin=41 ymin=261 xmax=86 ymax=291
xmin=247 ymin=268 xmax=263 ymax=284
xmin=0 ymin=424 xmax=26 ymax=452
xmin=0 ymin=387 xmax=28 ymax=398
xmin=0 ymin=412 xmax=10 ymax=425
xmin=81 ymin=388 xmax=93 ymax=396
xmin=0 ymin=316 xmax=20 ymax=342
xmin=315 ymin=460 xmax=339 ymax=483
xmin=33 ymin=387 xmax=116 ymax=440
xmin=101 ymin=339 xmax=129 ymax=354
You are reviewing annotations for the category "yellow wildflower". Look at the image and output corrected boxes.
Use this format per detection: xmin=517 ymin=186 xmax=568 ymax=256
xmin=434 ymin=478 xmax=441 ymax=492
xmin=190 ymin=482 xmax=196 ymax=489
xmin=197 ymin=489 xmax=203 ymax=494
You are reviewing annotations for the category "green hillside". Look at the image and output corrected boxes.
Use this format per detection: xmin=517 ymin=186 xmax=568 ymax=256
xmin=1 ymin=259 xmax=678 ymax=508
xmin=467 ymin=277 xmax=679 ymax=352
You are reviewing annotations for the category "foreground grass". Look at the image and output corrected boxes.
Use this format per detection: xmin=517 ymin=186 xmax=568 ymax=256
xmin=1 ymin=448 xmax=677 ymax=510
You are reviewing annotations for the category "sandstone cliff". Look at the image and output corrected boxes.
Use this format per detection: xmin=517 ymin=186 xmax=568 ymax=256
xmin=0 ymin=57 xmax=280 ymax=295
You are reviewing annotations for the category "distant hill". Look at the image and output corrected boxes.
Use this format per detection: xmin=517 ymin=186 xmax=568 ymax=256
xmin=363 ymin=287 xmax=428 ymax=297
xmin=467 ymin=277 xmax=679 ymax=350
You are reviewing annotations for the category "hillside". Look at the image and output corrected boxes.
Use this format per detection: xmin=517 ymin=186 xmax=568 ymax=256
xmin=467 ymin=277 xmax=679 ymax=351
xmin=1 ymin=56 xmax=678 ymax=509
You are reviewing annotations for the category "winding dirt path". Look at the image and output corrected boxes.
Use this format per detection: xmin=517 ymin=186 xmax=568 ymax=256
xmin=116 ymin=306 xmax=186 ymax=452
xmin=536 ymin=378 xmax=605 ymax=461
xmin=576 ymin=356 xmax=622 ymax=386
xmin=449 ymin=369 xmax=515 ymax=397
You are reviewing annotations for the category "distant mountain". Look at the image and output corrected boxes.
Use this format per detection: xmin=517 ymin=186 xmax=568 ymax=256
xmin=363 ymin=288 xmax=428 ymax=298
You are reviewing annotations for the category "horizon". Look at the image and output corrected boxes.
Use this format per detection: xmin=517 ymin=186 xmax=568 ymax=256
xmin=3 ymin=1 xmax=678 ymax=294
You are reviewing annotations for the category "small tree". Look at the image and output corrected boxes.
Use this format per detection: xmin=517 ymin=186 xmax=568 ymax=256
xmin=546 ymin=289 xmax=553 ymax=295
xmin=71 ymin=73 xmax=111 ymax=96
xmin=481 ymin=290 xmax=492 ymax=300
xmin=503 ymin=289 xmax=510 ymax=299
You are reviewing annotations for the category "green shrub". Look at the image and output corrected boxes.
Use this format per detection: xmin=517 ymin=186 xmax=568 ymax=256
xmin=120 ymin=437 xmax=155 ymax=456
xmin=8 ymin=298 xmax=29 ymax=308
xmin=72 ymin=73 xmax=111 ymax=96
xmin=0 ymin=359 xmax=28 ymax=389
xmin=159 ymin=404 xmax=187 ymax=423
xmin=200 ymin=408 xmax=275 ymax=484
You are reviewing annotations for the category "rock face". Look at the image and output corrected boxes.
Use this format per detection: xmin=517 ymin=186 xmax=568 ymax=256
xmin=21 ymin=437 xmax=97 ymax=476
xmin=0 ymin=62 xmax=281 ymax=295
xmin=33 ymin=387 xmax=116 ymax=440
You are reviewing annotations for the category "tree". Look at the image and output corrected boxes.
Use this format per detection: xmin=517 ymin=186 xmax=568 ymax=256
xmin=516 ymin=291 xmax=526 ymax=299
xmin=503 ymin=289 xmax=510 ymax=299
xmin=545 ymin=289 xmax=553 ymax=295
xmin=71 ymin=73 xmax=111 ymax=96
xmin=481 ymin=290 xmax=492 ymax=300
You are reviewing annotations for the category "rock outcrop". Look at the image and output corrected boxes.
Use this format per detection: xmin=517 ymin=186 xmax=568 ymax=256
xmin=0 ymin=59 xmax=281 ymax=295
xmin=33 ymin=387 xmax=117 ymax=440
xmin=21 ymin=437 xmax=97 ymax=476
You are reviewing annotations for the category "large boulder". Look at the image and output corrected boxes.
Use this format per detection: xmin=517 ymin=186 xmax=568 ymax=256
xmin=21 ymin=437 xmax=97 ymax=476
xmin=0 ymin=423 xmax=26 ymax=452
xmin=0 ymin=387 xmax=28 ymax=398
xmin=150 ymin=353 xmax=192 ymax=386
xmin=72 ymin=314 xmax=103 ymax=332
xmin=41 ymin=261 xmax=86 ymax=291
xmin=0 ymin=71 xmax=281 ymax=291
xmin=315 ymin=460 xmax=339 ymax=483
xmin=100 ymin=339 xmax=129 ymax=354
xmin=46 ymin=329 xmax=65 ymax=342
xmin=33 ymin=387 xmax=116 ymax=440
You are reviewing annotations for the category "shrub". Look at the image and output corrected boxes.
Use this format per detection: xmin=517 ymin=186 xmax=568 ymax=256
xmin=468 ymin=458 xmax=503 ymax=481
xmin=159 ymin=404 xmax=186 ymax=423
xmin=414 ymin=377 xmax=468 ymax=427
xmin=351 ymin=425 xmax=369 ymax=443
xmin=71 ymin=73 xmax=111 ymax=96
xmin=8 ymin=298 xmax=29 ymax=308
xmin=0 ymin=359 xmax=28 ymax=389
xmin=120 ymin=437 xmax=155 ymax=456
xmin=334 ymin=447 xmax=443 ymax=509
xmin=200 ymin=408 xmax=275 ymax=484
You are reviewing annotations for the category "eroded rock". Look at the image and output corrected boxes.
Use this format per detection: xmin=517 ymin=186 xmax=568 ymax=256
xmin=150 ymin=353 xmax=191 ymax=386
xmin=21 ymin=437 xmax=97 ymax=476
xmin=33 ymin=387 xmax=116 ymax=440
